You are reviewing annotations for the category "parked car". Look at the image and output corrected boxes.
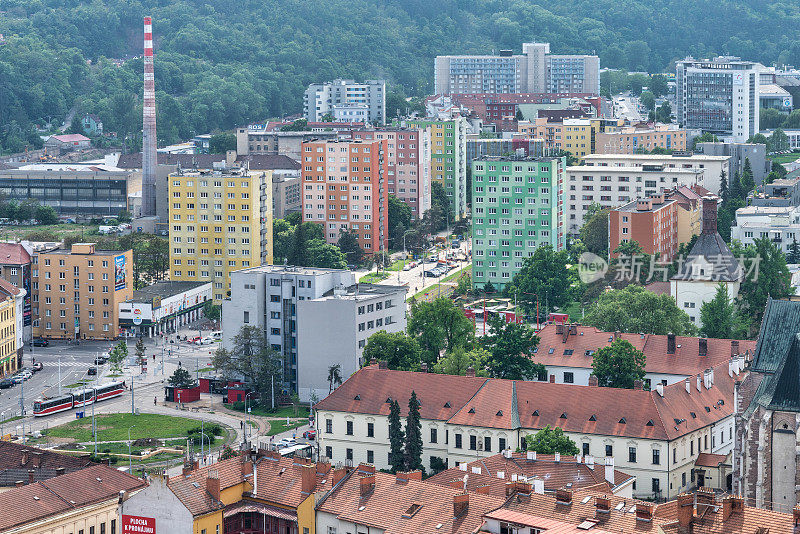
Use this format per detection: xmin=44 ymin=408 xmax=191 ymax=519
xmin=12 ymin=375 xmax=24 ymax=384
xmin=87 ymin=367 xmax=97 ymax=376
xmin=302 ymin=429 xmax=316 ymax=440
xmin=0 ymin=378 xmax=13 ymax=389
xmin=32 ymin=338 xmax=49 ymax=347
xmin=32 ymin=362 xmax=43 ymax=372
xmin=94 ymin=356 xmax=107 ymax=365
xmin=196 ymin=336 xmax=215 ymax=345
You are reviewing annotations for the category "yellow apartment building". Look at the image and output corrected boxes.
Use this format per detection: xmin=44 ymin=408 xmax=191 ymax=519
xmin=168 ymin=168 xmax=273 ymax=303
xmin=32 ymin=243 xmax=133 ymax=341
xmin=0 ymin=292 xmax=16 ymax=377
xmin=521 ymin=117 xmax=623 ymax=157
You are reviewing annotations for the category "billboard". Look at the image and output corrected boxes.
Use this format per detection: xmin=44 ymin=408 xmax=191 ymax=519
xmin=115 ymin=254 xmax=127 ymax=291
xmin=121 ymin=515 xmax=155 ymax=534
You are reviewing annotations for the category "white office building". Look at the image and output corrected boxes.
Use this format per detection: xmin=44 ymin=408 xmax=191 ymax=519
xmin=303 ymin=79 xmax=386 ymax=125
xmin=676 ymin=57 xmax=764 ymax=142
xmin=731 ymin=204 xmax=800 ymax=253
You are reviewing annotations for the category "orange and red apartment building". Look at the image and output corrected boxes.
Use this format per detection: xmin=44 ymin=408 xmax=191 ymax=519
xmin=301 ymin=139 xmax=389 ymax=254
xmin=609 ymin=193 xmax=679 ymax=261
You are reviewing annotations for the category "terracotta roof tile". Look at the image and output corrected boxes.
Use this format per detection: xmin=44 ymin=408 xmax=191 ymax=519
xmin=252 ymin=455 xmax=333 ymax=508
xmin=168 ymin=455 xmax=250 ymax=516
xmin=0 ymin=441 xmax=94 ymax=487
xmin=0 ymin=243 xmax=31 ymax=265
xmin=0 ymin=464 xmax=145 ymax=531
xmin=694 ymin=452 xmax=728 ymax=468
xmin=318 ymin=471 xmax=505 ymax=534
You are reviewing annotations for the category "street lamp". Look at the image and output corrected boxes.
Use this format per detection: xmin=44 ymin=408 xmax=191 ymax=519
xmin=1 ymin=411 xmax=4 ymax=440
xmin=128 ymin=425 xmax=136 ymax=471
xmin=244 ymin=392 xmax=253 ymax=442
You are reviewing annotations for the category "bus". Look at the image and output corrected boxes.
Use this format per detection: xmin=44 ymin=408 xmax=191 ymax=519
xmin=33 ymin=381 xmax=125 ymax=417
xmin=278 ymin=444 xmax=313 ymax=459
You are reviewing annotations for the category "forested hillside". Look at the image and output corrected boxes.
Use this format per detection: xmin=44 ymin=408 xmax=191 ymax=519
xmin=2 ymin=0 xmax=800 ymax=152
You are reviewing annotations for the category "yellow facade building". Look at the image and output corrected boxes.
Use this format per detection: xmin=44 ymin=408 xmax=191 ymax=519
xmin=0 ymin=290 xmax=16 ymax=377
xmin=520 ymin=117 xmax=623 ymax=157
xmin=168 ymin=168 xmax=273 ymax=303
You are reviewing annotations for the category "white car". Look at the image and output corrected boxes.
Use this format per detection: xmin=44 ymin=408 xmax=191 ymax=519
xmin=196 ymin=336 xmax=215 ymax=345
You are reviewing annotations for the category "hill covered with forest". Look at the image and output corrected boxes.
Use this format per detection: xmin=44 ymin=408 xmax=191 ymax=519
xmin=1 ymin=0 xmax=800 ymax=152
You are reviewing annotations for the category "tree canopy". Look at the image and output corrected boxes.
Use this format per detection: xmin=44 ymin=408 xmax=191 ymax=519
xmin=362 ymin=330 xmax=422 ymax=371
xmin=525 ymin=426 xmax=579 ymax=455
xmin=481 ymin=315 xmax=543 ymax=380
xmin=503 ymin=244 xmax=572 ymax=314
xmin=590 ymin=339 xmax=646 ymax=389
xmin=407 ymin=298 xmax=474 ymax=365
xmin=583 ymin=284 xmax=697 ymax=335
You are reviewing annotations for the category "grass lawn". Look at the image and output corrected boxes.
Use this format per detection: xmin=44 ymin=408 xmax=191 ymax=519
xmin=440 ymin=265 xmax=470 ymax=284
xmin=45 ymin=413 xmax=206 ymax=442
xmin=768 ymin=153 xmax=800 ymax=164
xmin=561 ymin=301 xmax=584 ymax=322
xmin=0 ymin=415 xmax=21 ymax=425
xmin=267 ymin=419 xmax=308 ymax=436
xmin=359 ymin=271 xmax=391 ymax=283
xmin=0 ymin=223 xmax=99 ymax=242
xmin=385 ymin=260 xmax=406 ymax=271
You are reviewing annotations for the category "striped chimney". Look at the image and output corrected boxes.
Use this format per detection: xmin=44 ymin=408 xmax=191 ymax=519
xmin=142 ymin=16 xmax=157 ymax=217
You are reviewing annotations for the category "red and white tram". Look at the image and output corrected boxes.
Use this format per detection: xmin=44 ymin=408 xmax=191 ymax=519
xmin=33 ymin=381 xmax=125 ymax=416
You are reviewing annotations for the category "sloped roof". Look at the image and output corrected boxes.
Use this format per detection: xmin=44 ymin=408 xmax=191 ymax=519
xmin=235 ymin=154 xmax=300 ymax=170
xmin=50 ymin=134 xmax=90 ymax=143
xmin=695 ymin=452 xmax=728 ymax=468
xmin=670 ymin=232 xmax=741 ymax=282
xmin=0 ymin=277 xmax=21 ymax=296
xmin=168 ymin=455 xmax=249 ymax=516
xmin=252 ymin=454 xmax=333 ymax=508
xmin=317 ymin=470 xmax=505 ymax=534
xmin=0 ymin=442 xmax=94 ymax=487
xmin=0 ymin=464 xmax=145 ymax=531
xmin=751 ymin=298 xmax=800 ymax=373
xmin=0 ymin=242 xmax=31 ymax=265
xmin=426 ymin=452 xmax=633 ymax=496
xmin=752 ymin=333 xmax=800 ymax=413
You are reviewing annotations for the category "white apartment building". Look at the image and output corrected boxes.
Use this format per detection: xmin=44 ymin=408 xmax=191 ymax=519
xmin=296 ymin=283 xmax=406 ymax=403
xmin=565 ymin=164 xmax=703 ymax=235
xmin=676 ymin=57 xmax=764 ymax=142
xmin=731 ymin=204 xmax=800 ymax=253
xmin=222 ymin=266 xmax=406 ymax=400
xmin=315 ymin=361 xmax=740 ymax=500
xmin=434 ymin=42 xmax=599 ymax=95
xmin=303 ymin=79 xmax=386 ymax=125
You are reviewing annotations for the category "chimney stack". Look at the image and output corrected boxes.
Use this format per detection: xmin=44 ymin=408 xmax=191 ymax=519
xmin=588 ymin=375 xmax=599 ymax=387
xmin=54 ymin=467 xmax=65 ymax=477
xmin=300 ymin=464 xmax=316 ymax=494
xmin=555 ymin=488 xmax=573 ymax=504
xmin=595 ymin=495 xmax=611 ymax=515
xmin=27 ymin=470 xmax=34 ymax=484
xmin=532 ymin=478 xmax=545 ymax=495
xmin=655 ymin=383 xmax=664 ymax=397
xmin=378 ymin=360 xmax=388 ymax=369
xmin=604 ymin=457 xmax=615 ymax=485
xmin=696 ymin=374 xmax=702 ymax=392
xmin=685 ymin=377 xmax=691 ymax=394
xmin=702 ymin=197 xmax=718 ymax=235
xmin=359 ymin=475 xmax=375 ymax=496
xmin=696 ymin=487 xmax=715 ymax=516
xmin=556 ymin=324 xmax=564 ymax=335
xmin=465 ymin=367 xmax=476 ymax=378
xmin=396 ymin=471 xmax=422 ymax=484
xmin=206 ymin=472 xmax=221 ymax=501
xmin=731 ymin=340 xmax=740 ymax=356
xmin=31 ymin=452 xmax=42 ymax=468
xmin=636 ymin=503 xmax=654 ymax=522
xmin=453 ymin=493 xmax=469 ymax=516
xmin=667 ymin=333 xmax=676 ymax=354
xmin=793 ymin=504 xmax=800 ymax=527
xmin=723 ymin=495 xmax=744 ymax=521
xmin=699 ymin=338 xmax=708 ymax=357
xmin=20 ymin=450 xmax=28 ymax=466
xmin=420 ymin=362 xmax=428 ymax=373
xmin=141 ymin=16 xmax=157 ymax=217
xmin=676 ymin=493 xmax=694 ymax=528
xmin=331 ymin=467 xmax=347 ymax=487
xmin=703 ymin=368 xmax=712 ymax=389
xmin=369 ymin=358 xmax=378 ymax=366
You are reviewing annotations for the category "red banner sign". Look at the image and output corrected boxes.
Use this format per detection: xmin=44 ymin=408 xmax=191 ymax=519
xmin=122 ymin=515 xmax=155 ymax=534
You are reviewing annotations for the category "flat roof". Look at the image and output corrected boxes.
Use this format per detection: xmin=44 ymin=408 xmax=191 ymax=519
xmin=580 ymin=153 xmax=730 ymax=161
xmin=566 ymin=165 xmax=703 ymax=173
xmin=615 ymin=198 xmax=676 ymax=213
xmin=129 ymin=281 xmax=211 ymax=302
xmin=319 ymin=283 xmax=407 ymax=300
xmin=236 ymin=265 xmax=350 ymax=276
xmin=42 ymin=248 xmax=123 ymax=256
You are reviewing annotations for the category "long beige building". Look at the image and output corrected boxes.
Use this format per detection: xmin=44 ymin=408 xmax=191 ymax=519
xmin=32 ymin=243 xmax=133 ymax=341
xmin=594 ymin=124 xmax=687 ymax=154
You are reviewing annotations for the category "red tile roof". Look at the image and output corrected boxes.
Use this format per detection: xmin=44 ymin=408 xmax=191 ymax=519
xmin=0 ymin=276 xmax=21 ymax=296
xmin=694 ymin=452 xmax=728 ymax=468
xmin=426 ymin=452 xmax=633 ymax=496
xmin=317 ymin=470 xmax=505 ymax=534
xmin=168 ymin=455 xmax=250 ymax=516
xmin=317 ymin=361 xmax=738 ymax=441
xmin=252 ymin=454 xmax=333 ymax=508
xmin=0 ymin=243 xmax=31 ymax=265
xmin=0 ymin=441 xmax=94 ymax=487
xmin=531 ymin=325 xmax=754 ymax=378
xmin=51 ymin=134 xmax=90 ymax=143
xmin=484 ymin=508 xmax=615 ymax=534
xmin=0 ymin=464 xmax=145 ymax=531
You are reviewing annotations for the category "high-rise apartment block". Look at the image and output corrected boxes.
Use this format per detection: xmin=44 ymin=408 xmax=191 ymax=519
xmin=303 ymin=79 xmax=386 ymax=125
xmin=301 ymin=139 xmax=388 ymax=254
xmin=609 ymin=195 xmax=679 ymax=261
xmin=434 ymin=42 xmax=599 ymax=96
xmin=676 ymin=57 xmax=764 ymax=142
xmin=405 ymin=118 xmax=469 ymax=219
xmin=168 ymin=168 xmax=273 ymax=303
xmin=32 ymin=243 xmax=133 ymax=340
xmin=471 ymin=156 xmax=566 ymax=290
xmin=344 ymin=128 xmax=432 ymax=217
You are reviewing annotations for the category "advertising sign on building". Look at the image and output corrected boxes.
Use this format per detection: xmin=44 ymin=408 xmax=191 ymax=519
xmin=121 ymin=515 xmax=155 ymax=534
xmin=115 ymin=254 xmax=127 ymax=291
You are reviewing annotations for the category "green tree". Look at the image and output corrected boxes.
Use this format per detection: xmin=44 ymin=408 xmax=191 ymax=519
xmin=692 ymin=132 xmax=719 ymax=149
xmin=388 ymin=399 xmax=405 ymax=473
xmin=167 ymin=366 xmax=196 ymax=388
xmin=108 ymin=341 xmax=128 ymax=372
xmin=590 ymin=339 xmax=646 ymax=389
xmin=272 ymin=218 xmax=295 ymax=264
xmin=337 ymin=230 xmax=364 ymax=265
xmin=306 ymin=239 xmax=347 ymax=269
xmin=429 ymin=182 xmax=450 ymax=231
xmin=212 ymin=325 xmax=282 ymax=410
xmin=583 ymin=285 xmax=697 ymax=335
xmin=387 ymin=194 xmax=412 ymax=248
xmin=788 ymin=238 xmax=800 ymax=264
xmin=208 ymin=133 xmax=236 ymax=153
xmin=740 ymin=158 xmax=755 ymax=196
xmin=203 ymin=300 xmax=221 ymax=321
xmin=768 ymin=128 xmax=790 ymax=153
xmin=525 ymin=426 xmax=579 ymax=455
xmin=579 ymin=204 xmax=610 ymax=255
xmin=34 ymin=204 xmax=58 ymax=225
xmin=408 ymin=298 xmax=474 ymax=364
xmin=515 ymin=108 xmax=524 ymax=121
xmin=433 ymin=346 xmax=491 ymax=376
xmin=280 ymin=119 xmax=309 ymax=132
xmin=404 ymin=391 xmax=423 ymax=471
xmin=135 ymin=337 xmax=146 ymax=363
xmin=649 ymin=74 xmax=669 ymax=97
xmin=640 ymin=90 xmax=655 ymax=111
xmin=699 ymin=283 xmax=749 ymax=339
xmin=504 ymin=244 xmax=572 ymax=314
xmin=362 ymin=331 xmax=422 ymax=371
xmin=327 ymin=364 xmax=343 ymax=393
xmin=732 ymin=237 xmax=793 ymax=323
xmin=719 ymin=170 xmax=729 ymax=203
xmin=655 ymin=102 xmax=672 ymax=123
xmin=481 ymin=315 xmax=543 ymax=380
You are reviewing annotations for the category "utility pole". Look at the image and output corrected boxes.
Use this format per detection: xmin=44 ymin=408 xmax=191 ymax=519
xmin=130 ymin=374 xmax=135 ymax=415
xmin=58 ymin=355 xmax=62 ymax=396
xmin=92 ymin=385 xmax=97 ymax=455
xmin=19 ymin=376 xmax=24 ymax=442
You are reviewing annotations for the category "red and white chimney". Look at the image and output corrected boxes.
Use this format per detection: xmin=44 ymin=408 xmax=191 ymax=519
xmin=142 ymin=16 xmax=157 ymax=217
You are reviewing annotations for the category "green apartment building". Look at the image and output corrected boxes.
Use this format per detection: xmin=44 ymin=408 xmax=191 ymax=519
xmin=471 ymin=156 xmax=566 ymax=291
xmin=404 ymin=118 xmax=468 ymax=219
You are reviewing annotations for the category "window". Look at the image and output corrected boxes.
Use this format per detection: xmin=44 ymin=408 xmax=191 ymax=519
xmin=325 ymin=419 xmax=332 ymax=433
xmin=469 ymin=435 xmax=477 ymax=450
xmin=455 ymin=433 xmax=462 ymax=449
xmin=346 ymin=420 xmax=353 ymax=435
xmin=652 ymin=478 xmax=660 ymax=494
xmin=629 ymin=447 xmax=637 ymax=463
xmin=605 ymin=445 xmax=613 ymax=457
xmin=563 ymin=372 xmax=574 ymax=383
xmin=346 ymin=448 xmax=353 ymax=461
xmin=430 ymin=428 xmax=438 ymax=443
xmin=366 ymin=450 xmax=374 ymax=464
xmin=484 ymin=436 xmax=492 ymax=452
xmin=653 ymin=449 xmax=661 ymax=465
xmin=682 ymin=472 xmax=686 ymax=487
xmin=243 ymin=311 xmax=249 ymax=324
xmin=101 ymin=524 xmax=106 ymax=534
xmin=111 ymin=520 xmax=116 ymax=534
xmin=367 ymin=422 xmax=374 ymax=437
xmin=499 ymin=437 xmax=506 ymax=451
xmin=325 ymin=446 xmax=332 ymax=459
